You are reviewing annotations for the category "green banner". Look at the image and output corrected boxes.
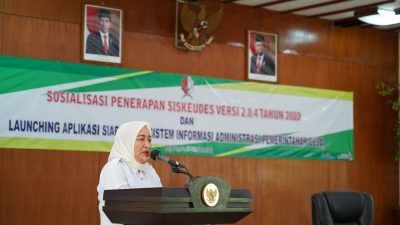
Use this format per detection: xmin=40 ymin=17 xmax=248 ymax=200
xmin=0 ymin=55 xmax=354 ymax=160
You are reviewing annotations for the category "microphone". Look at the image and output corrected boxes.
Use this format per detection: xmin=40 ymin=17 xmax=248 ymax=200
xmin=150 ymin=149 xmax=186 ymax=168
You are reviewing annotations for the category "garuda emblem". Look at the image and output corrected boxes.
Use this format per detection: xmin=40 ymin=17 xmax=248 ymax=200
xmin=206 ymin=188 xmax=217 ymax=203
xmin=178 ymin=2 xmax=223 ymax=51
xmin=201 ymin=183 xmax=219 ymax=207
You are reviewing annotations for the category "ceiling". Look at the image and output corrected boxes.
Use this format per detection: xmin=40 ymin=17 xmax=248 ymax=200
xmin=225 ymin=0 xmax=400 ymax=30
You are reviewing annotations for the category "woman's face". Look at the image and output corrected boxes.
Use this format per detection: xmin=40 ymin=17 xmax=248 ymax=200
xmin=134 ymin=127 xmax=152 ymax=164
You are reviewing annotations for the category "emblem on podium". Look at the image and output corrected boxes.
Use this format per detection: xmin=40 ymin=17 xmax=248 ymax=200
xmin=201 ymin=183 xmax=219 ymax=207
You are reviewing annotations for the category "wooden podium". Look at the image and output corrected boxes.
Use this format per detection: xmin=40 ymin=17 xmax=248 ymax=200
xmin=103 ymin=176 xmax=252 ymax=225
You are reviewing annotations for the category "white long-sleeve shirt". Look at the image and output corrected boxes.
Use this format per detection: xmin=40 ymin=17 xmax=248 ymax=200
xmin=97 ymin=158 xmax=162 ymax=225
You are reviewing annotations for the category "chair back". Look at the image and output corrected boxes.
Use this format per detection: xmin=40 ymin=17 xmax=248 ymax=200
xmin=311 ymin=191 xmax=374 ymax=225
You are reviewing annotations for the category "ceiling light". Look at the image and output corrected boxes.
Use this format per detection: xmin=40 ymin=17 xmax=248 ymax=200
xmin=357 ymin=8 xmax=400 ymax=26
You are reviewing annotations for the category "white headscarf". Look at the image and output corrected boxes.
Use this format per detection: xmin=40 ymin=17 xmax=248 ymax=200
xmin=108 ymin=121 xmax=152 ymax=170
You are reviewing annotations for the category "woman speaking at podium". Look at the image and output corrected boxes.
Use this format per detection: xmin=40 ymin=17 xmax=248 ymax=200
xmin=97 ymin=121 xmax=162 ymax=225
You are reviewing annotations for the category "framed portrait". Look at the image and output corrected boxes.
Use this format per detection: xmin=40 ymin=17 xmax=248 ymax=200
xmin=247 ymin=30 xmax=278 ymax=82
xmin=83 ymin=4 xmax=122 ymax=64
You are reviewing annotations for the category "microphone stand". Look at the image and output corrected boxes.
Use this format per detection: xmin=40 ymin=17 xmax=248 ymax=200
xmin=170 ymin=165 xmax=194 ymax=179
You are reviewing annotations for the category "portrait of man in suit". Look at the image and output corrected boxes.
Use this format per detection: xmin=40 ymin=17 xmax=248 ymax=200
xmin=84 ymin=5 xmax=122 ymax=63
xmin=248 ymin=31 xmax=277 ymax=82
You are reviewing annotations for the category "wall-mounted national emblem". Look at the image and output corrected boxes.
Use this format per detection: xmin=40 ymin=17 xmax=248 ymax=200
xmin=176 ymin=0 xmax=223 ymax=51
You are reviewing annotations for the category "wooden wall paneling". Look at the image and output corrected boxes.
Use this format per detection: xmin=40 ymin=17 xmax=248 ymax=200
xmin=2 ymin=15 xmax=80 ymax=62
xmin=66 ymin=151 xmax=100 ymax=225
xmin=86 ymin=0 xmax=265 ymax=48
xmin=122 ymin=31 xmax=201 ymax=75
xmin=381 ymin=159 xmax=400 ymax=225
xmin=0 ymin=150 xmax=8 ymax=225
xmin=380 ymin=32 xmax=399 ymax=69
xmin=123 ymin=0 xmax=175 ymax=37
xmin=266 ymin=14 xmax=332 ymax=60
xmin=328 ymin=26 xmax=397 ymax=69
xmin=258 ymin=9 xmax=397 ymax=69
xmin=0 ymin=0 xmax=2 ymax=55
xmin=3 ymin=0 xmax=81 ymax=23
xmin=329 ymin=27 xmax=361 ymax=65
xmin=0 ymin=1 xmax=399 ymax=225
xmin=84 ymin=0 xmax=175 ymax=37
xmin=278 ymin=50 xmax=397 ymax=92
xmin=229 ymin=158 xmax=263 ymax=225
xmin=83 ymin=0 xmax=397 ymax=71
xmin=195 ymin=43 xmax=245 ymax=80
xmin=341 ymin=64 xmax=397 ymax=225
xmin=1 ymin=149 xmax=29 ymax=225
xmin=0 ymin=0 xmax=395 ymax=69
xmin=277 ymin=54 xmax=334 ymax=89
xmin=0 ymin=149 xmax=102 ymax=225
xmin=0 ymin=13 xmax=3 ymax=55
xmin=260 ymin=159 xmax=329 ymax=225
xmin=213 ymin=2 xmax=263 ymax=45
